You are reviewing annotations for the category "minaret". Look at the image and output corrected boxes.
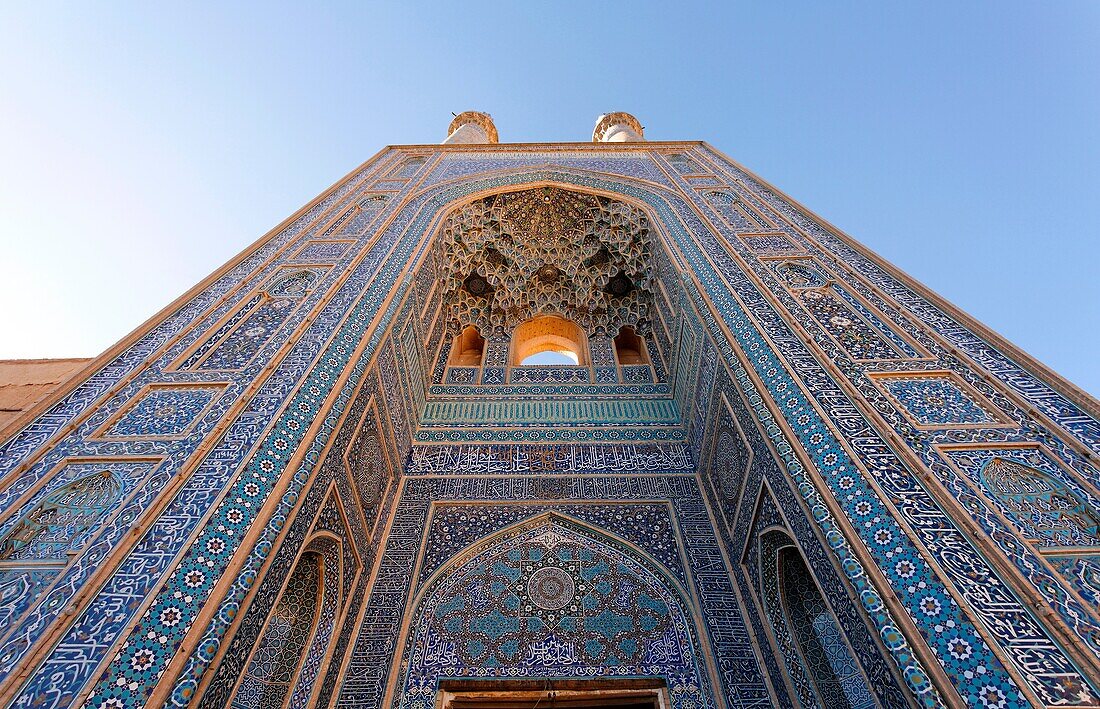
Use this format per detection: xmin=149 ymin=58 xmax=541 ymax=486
xmin=443 ymin=111 xmax=499 ymax=144
xmin=592 ymin=112 xmax=644 ymax=142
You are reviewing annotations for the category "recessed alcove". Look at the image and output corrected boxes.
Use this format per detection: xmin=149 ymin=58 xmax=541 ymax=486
xmin=450 ymin=326 xmax=486 ymax=367
xmin=614 ymin=326 xmax=648 ymax=365
xmin=421 ymin=183 xmax=682 ymax=440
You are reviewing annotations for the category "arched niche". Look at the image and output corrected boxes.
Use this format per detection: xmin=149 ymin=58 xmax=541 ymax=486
xmin=758 ymin=529 xmax=874 ymax=709
xmin=286 ymin=536 xmax=343 ymax=709
xmin=231 ymin=535 xmax=344 ymax=709
xmin=613 ymin=325 xmax=648 ymax=365
xmin=512 ymin=315 xmax=587 ymax=366
xmin=397 ymin=513 xmax=711 ymax=709
xmin=979 ymin=457 xmax=1100 ymax=547
xmin=0 ymin=469 xmax=123 ymax=561
xmin=449 ymin=325 xmax=486 ymax=367
xmin=267 ymin=269 xmax=319 ymax=298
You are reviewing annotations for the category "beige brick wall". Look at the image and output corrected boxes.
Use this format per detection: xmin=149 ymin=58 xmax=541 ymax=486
xmin=0 ymin=358 xmax=90 ymax=431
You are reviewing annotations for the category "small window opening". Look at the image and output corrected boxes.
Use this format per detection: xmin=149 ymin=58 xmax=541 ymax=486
xmin=520 ymin=349 xmax=578 ymax=366
xmin=512 ymin=316 xmax=587 ymax=366
xmin=451 ymin=326 xmax=485 ymax=366
xmin=614 ymin=326 xmax=647 ymax=365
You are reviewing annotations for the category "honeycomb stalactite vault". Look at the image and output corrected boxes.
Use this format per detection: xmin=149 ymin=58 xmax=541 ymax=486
xmin=0 ymin=114 xmax=1098 ymax=709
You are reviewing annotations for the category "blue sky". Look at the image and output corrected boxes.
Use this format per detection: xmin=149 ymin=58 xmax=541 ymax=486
xmin=1 ymin=3 xmax=1097 ymax=396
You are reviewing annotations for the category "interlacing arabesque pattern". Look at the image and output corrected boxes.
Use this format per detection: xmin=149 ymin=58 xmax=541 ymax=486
xmin=679 ymin=277 xmax=941 ymax=708
xmin=1 ymin=150 xmax=1095 ymax=709
xmin=481 ymin=167 xmax=981 ymax=705
xmin=182 ymin=154 xmax=1091 ymax=703
xmin=0 ymin=150 xmax=404 ymax=706
xmin=337 ymin=475 xmax=769 ymax=708
xmin=938 ymin=447 xmax=1100 ymax=611
xmin=686 ymin=148 xmax=1100 ymax=697
xmin=417 ymin=504 xmax=687 ymax=590
xmin=373 ymin=166 xmax=948 ymax=706
xmin=399 ymin=516 xmax=709 ymax=709
xmin=144 ymin=172 xmax=444 ymax=708
xmin=701 ymin=338 xmax=911 ymax=708
xmin=0 ymin=461 xmax=157 ymax=641
xmin=709 ymin=148 xmax=1100 ymax=452
xmin=657 ymin=152 xmax=1100 ymax=705
xmin=2 ymin=152 xmax=415 ymax=707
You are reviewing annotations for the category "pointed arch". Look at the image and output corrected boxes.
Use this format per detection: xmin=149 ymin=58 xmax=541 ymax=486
xmin=285 ymin=534 xmax=343 ymax=709
xmin=230 ymin=534 xmax=344 ymax=709
xmin=267 ymin=269 xmax=320 ymax=298
xmin=758 ymin=529 xmax=874 ymax=709
xmin=0 ymin=469 xmax=123 ymax=561
xmin=980 ymin=457 xmax=1100 ymax=547
xmin=397 ymin=512 xmax=711 ymax=709
xmin=774 ymin=260 xmax=827 ymax=290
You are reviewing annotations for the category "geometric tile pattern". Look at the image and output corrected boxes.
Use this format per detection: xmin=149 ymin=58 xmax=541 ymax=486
xmin=231 ymin=550 xmax=320 ymax=709
xmin=291 ymin=240 xmax=354 ymax=262
xmin=398 ymin=515 xmax=710 ymax=709
xmin=58 ymin=164 xmax=1029 ymax=707
xmin=756 ymin=529 xmax=822 ymax=709
xmin=100 ymin=385 xmax=220 ymax=438
xmin=877 ymin=374 xmax=1003 ymax=427
xmin=795 ymin=287 xmax=911 ymax=360
xmin=776 ymin=543 xmax=876 ymax=709
xmin=621 ymin=364 xmax=654 ymax=383
xmin=340 ymin=475 xmax=770 ymax=708
xmin=288 ymin=538 xmax=342 ymax=709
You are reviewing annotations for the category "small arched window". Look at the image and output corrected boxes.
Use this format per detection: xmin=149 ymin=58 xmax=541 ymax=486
xmin=0 ymin=470 xmax=123 ymax=562
xmin=512 ymin=316 xmax=587 ymax=366
xmin=449 ymin=326 xmax=486 ymax=367
xmin=613 ymin=326 xmax=648 ymax=365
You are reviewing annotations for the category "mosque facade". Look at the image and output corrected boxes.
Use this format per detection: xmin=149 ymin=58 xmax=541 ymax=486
xmin=0 ymin=111 xmax=1098 ymax=709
